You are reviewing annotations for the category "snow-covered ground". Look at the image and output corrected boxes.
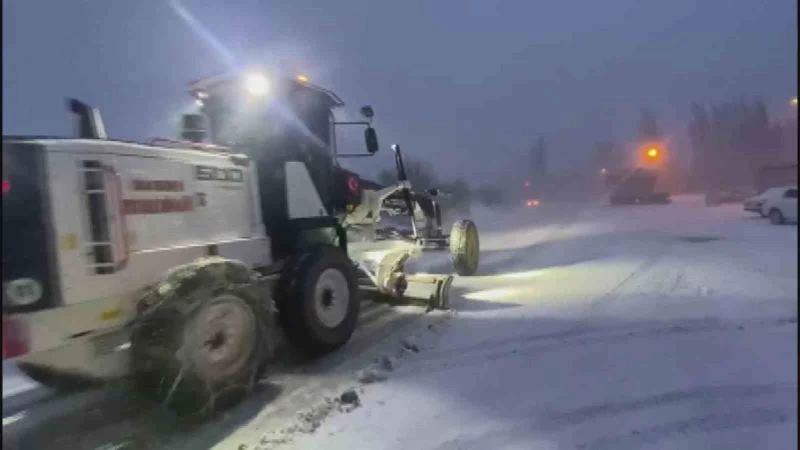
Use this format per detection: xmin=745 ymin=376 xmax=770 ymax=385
xmin=255 ymin=195 xmax=797 ymax=450
xmin=2 ymin=362 xmax=41 ymax=400
xmin=4 ymin=195 xmax=796 ymax=450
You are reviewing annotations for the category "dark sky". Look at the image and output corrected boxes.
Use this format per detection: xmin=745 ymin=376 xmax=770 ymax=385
xmin=3 ymin=0 xmax=797 ymax=181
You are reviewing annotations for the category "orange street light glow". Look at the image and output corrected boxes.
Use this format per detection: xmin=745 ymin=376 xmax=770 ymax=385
xmin=647 ymin=148 xmax=659 ymax=158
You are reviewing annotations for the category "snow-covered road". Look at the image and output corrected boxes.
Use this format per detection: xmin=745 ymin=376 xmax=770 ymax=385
xmin=4 ymin=195 xmax=796 ymax=450
xmin=268 ymin=195 xmax=797 ymax=450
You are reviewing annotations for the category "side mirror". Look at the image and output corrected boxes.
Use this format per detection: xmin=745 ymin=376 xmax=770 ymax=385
xmin=365 ymin=127 xmax=379 ymax=154
xmin=360 ymin=105 xmax=374 ymax=120
xmin=181 ymin=114 xmax=207 ymax=143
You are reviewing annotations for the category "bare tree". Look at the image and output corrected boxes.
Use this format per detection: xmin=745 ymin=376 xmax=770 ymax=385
xmin=691 ymin=98 xmax=783 ymax=189
xmin=688 ymin=102 xmax=711 ymax=189
xmin=638 ymin=108 xmax=660 ymax=140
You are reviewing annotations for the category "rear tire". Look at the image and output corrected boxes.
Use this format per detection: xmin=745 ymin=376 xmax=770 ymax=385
xmin=449 ymin=219 xmax=480 ymax=276
xmin=278 ymin=246 xmax=359 ymax=355
xmin=130 ymin=258 xmax=274 ymax=419
xmin=769 ymin=208 xmax=784 ymax=225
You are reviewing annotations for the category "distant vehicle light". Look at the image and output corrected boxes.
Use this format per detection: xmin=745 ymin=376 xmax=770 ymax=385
xmin=2 ymin=179 xmax=9 ymax=195
xmin=195 ymin=99 xmax=204 ymax=107
xmin=244 ymin=72 xmax=269 ymax=96
xmin=526 ymin=199 xmax=540 ymax=207
xmin=296 ymin=74 xmax=310 ymax=84
xmin=524 ymin=180 xmax=531 ymax=188
xmin=600 ymin=168 xmax=608 ymax=175
xmin=196 ymin=91 xmax=209 ymax=99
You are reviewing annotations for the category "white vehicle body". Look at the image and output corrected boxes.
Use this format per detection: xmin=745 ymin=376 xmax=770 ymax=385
xmin=743 ymin=187 xmax=781 ymax=216
xmin=2 ymin=136 xmax=452 ymax=382
xmin=759 ymin=185 xmax=798 ymax=224
xmin=2 ymin=137 xmax=328 ymax=380
xmin=2 ymin=75 xmax=464 ymax=393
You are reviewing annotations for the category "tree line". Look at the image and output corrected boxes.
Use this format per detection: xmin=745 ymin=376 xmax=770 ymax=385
xmin=688 ymin=98 xmax=788 ymax=190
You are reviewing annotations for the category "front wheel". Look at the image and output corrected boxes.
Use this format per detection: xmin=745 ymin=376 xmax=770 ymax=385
xmin=769 ymin=208 xmax=784 ymax=225
xmin=449 ymin=219 xmax=480 ymax=276
xmin=279 ymin=246 xmax=359 ymax=355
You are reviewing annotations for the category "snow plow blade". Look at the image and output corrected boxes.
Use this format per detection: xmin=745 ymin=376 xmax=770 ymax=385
xmin=354 ymin=245 xmax=454 ymax=311
xmin=403 ymin=272 xmax=454 ymax=310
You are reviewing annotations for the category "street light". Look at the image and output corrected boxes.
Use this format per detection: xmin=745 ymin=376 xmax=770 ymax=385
xmin=647 ymin=147 xmax=659 ymax=159
xmin=792 ymin=97 xmax=798 ymax=107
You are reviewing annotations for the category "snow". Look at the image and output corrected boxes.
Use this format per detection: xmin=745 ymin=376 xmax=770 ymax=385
xmin=2 ymin=363 xmax=39 ymax=400
xmin=2 ymin=196 xmax=795 ymax=449
xmin=264 ymin=195 xmax=797 ymax=450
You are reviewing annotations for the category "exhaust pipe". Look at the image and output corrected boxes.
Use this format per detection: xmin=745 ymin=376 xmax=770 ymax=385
xmin=67 ymin=98 xmax=107 ymax=139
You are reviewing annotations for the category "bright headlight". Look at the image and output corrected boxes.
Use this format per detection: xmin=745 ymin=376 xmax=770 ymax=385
xmin=244 ymin=72 xmax=269 ymax=96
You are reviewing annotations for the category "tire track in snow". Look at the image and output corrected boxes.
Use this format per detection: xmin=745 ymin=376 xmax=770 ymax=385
xmin=434 ymin=385 xmax=796 ymax=450
xmin=579 ymin=406 xmax=796 ymax=450
xmin=415 ymin=313 xmax=732 ymax=364
xmin=395 ymin=316 xmax=797 ymax=377
xmin=584 ymin=235 xmax=673 ymax=310
xmin=545 ymin=383 xmax=796 ymax=431
xmin=424 ymin=219 xmax=676 ymax=371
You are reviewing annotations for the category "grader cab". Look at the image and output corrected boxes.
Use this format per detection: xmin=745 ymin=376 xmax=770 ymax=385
xmin=187 ymin=71 xmax=480 ymax=292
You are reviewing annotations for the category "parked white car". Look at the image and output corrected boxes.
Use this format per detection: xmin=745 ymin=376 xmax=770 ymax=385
xmin=743 ymin=187 xmax=781 ymax=217
xmin=746 ymin=185 xmax=798 ymax=224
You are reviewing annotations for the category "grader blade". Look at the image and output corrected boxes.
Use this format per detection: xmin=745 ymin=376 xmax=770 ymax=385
xmin=354 ymin=244 xmax=454 ymax=311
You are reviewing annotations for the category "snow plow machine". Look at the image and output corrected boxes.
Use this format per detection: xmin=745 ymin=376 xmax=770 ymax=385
xmin=606 ymin=143 xmax=671 ymax=205
xmin=1 ymin=71 xmax=480 ymax=417
xmin=607 ymin=168 xmax=671 ymax=205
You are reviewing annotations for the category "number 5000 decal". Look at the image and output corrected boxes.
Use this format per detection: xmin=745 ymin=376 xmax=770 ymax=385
xmin=195 ymin=166 xmax=244 ymax=182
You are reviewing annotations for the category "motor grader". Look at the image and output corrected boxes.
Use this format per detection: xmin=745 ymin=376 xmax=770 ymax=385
xmin=2 ymin=71 xmax=479 ymax=417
